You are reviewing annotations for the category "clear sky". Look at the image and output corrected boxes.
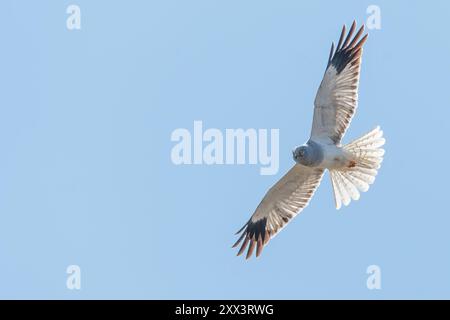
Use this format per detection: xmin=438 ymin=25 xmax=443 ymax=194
xmin=1 ymin=0 xmax=449 ymax=299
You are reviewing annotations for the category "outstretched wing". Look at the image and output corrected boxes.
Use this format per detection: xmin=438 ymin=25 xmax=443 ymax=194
xmin=233 ymin=165 xmax=324 ymax=259
xmin=311 ymin=21 xmax=368 ymax=145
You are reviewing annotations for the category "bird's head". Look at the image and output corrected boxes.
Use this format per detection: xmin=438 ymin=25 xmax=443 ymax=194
xmin=293 ymin=145 xmax=309 ymax=165
xmin=293 ymin=142 xmax=323 ymax=166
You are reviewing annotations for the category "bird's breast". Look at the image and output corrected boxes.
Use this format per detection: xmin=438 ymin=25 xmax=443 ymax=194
xmin=318 ymin=144 xmax=348 ymax=169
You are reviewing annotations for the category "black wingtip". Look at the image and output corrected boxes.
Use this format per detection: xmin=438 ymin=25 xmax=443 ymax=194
xmin=233 ymin=218 xmax=270 ymax=259
xmin=234 ymin=218 xmax=251 ymax=235
xmin=328 ymin=21 xmax=368 ymax=74
xmin=237 ymin=236 xmax=249 ymax=256
xmin=232 ymin=230 xmax=246 ymax=248
xmin=341 ymin=20 xmax=357 ymax=49
xmin=245 ymin=241 xmax=256 ymax=259
xmin=336 ymin=24 xmax=346 ymax=51
xmin=328 ymin=42 xmax=335 ymax=64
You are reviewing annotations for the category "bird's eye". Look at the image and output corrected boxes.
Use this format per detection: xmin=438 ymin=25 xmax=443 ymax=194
xmin=299 ymin=149 xmax=304 ymax=157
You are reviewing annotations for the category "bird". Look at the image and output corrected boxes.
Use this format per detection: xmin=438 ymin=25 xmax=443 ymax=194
xmin=233 ymin=21 xmax=385 ymax=259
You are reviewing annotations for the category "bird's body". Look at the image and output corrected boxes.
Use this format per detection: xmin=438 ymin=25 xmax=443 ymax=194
xmin=233 ymin=21 xmax=385 ymax=259
xmin=296 ymin=139 xmax=352 ymax=170
xmin=319 ymin=143 xmax=352 ymax=170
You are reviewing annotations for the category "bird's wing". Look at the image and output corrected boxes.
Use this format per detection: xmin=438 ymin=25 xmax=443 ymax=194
xmin=311 ymin=21 xmax=368 ymax=144
xmin=233 ymin=164 xmax=324 ymax=259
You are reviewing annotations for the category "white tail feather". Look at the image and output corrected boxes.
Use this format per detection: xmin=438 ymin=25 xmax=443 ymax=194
xmin=330 ymin=126 xmax=385 ymax=210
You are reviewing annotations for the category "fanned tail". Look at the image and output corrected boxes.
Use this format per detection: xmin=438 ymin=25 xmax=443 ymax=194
xmin=330 ymin=126 xmax=385 ymax=209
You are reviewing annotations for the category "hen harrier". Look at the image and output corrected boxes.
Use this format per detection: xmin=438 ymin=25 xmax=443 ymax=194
xmin=233 ymin=21 xmax=385 ymax=259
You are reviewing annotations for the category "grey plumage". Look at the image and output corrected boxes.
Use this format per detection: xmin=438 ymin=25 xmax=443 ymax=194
xmin=233 ymin=21 xmax=384 ymax=259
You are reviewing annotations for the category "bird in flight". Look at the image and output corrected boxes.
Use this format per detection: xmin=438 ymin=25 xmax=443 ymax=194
xmin=233 ymin=21 xmax=385 ymax=259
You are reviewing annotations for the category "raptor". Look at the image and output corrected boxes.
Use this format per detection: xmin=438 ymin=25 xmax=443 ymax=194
xmin=233 ymin=21 xmax=385 ymax=259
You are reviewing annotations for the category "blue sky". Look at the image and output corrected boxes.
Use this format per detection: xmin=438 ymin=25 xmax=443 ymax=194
xmin=1 ymin=0 xmax=450 ymax=299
